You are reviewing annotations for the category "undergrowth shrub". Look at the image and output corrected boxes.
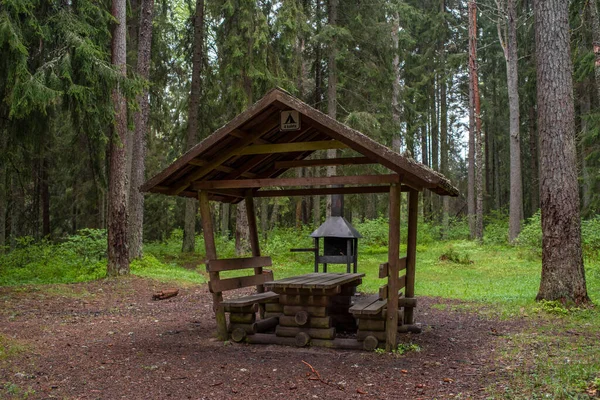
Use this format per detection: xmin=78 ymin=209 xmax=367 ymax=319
xmin=484 ymin=210 xmax=509 ymax=245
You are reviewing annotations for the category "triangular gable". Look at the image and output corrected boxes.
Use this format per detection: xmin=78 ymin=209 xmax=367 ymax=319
xmin=141 ymin=88 xmax=458 ymax=202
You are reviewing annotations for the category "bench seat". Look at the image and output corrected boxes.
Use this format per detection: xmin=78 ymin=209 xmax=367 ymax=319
xmin=349 ymin=294 xmax=387 ymax=315
xmin=221 ymin=291 xmax=279 ymax=310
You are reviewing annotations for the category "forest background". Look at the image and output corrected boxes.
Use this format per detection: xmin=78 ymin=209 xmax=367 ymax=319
xmin=1 ymin=0 xmax=599 ymax=287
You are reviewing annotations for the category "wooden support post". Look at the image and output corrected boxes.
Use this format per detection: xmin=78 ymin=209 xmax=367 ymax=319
xmin=404 ymin=188 xmax=419 ymax=324
xmin=245 ymin=190 xmax=264 ymax=293
xmin=386 ymin=183 xmax=401 ymax=351
xmin=199 ymin=191 xmax=228 ymax=341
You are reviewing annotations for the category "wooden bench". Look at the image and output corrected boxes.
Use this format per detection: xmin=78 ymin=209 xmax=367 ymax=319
xmin=206 ymin=256 xmax=280 ymax=342
xmin=349 ymin=292 xmax=420 ymax=350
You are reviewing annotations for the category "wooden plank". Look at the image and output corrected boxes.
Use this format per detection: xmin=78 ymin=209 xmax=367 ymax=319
xmin=254 ymin=185 xmax=395 ymax=198
xmin=172 ymin=122 xmax=278 ymax=195
xmin=386 ymin=183 xmax=401 ymax=351
xmin=405 ymin=189 xmax=419 ymax=324
xmin=349 ymin=294 xmax=380 ymax=313
xmin=220 ymin=292 xmax=279 ymax=307
xmin=223 ymin=303 xmax=258 ymax=313
xmin=187 ymin=160 xmax=257 ymax=178
xmin=199 ymin=191 xmax=228 ymax=341
xmin=361 ymin=299 xmax=388 ymax=315
xmin=273 ymin=156 xmax=374 ymax=169
xmin=190 ymin=174 xmax=402 ymax=190
xmin=302 ymin=273 xmax=364 ymax=289
xmin=209 ymin=271 xmax=274 ymax=293
xmin=278 ymin=295 xmax=330 ymax=307
xmin=236 ymin=140 xmax=347 ymax=155
xmin=379 ymin=275 xmax=406 ymax=300
xmin=207 ymin=256 xmax=272 ymax=272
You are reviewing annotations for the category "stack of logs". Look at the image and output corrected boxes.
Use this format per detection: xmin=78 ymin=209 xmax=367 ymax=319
xmin=356 ymin=308 xmax=403 ymax=351
xmin=227 ymin=301 xmax=279 ymax=342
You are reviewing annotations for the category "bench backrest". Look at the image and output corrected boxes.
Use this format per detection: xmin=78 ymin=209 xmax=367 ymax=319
xmin=206 ymin=256 xmax=273 ymax=294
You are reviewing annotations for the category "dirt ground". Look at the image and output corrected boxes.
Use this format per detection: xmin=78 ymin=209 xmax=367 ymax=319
xmin=0 ymin=277 xmax=516 ymax=399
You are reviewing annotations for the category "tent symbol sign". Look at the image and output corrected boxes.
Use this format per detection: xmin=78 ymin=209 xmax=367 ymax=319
xmin=280 ymin=110 xmax=301 ymax=131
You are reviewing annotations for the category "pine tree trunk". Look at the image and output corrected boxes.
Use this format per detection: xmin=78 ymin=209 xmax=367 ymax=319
xmin=128 ymin=0 xmax=155 ymax=260
xmin=580 ymin=85 xmax=591 ymax=212
xmin=235 ymin=202 xmax=250 ymax=256
xmin=0 ymin=132 xmax=6 ymax=251
xmin=528 ymin=105 xmax=539 ymax=214
xmin=41 ymin=155 xmax=50 ymax=237
xmin=222 ymin=203 xmax=230 ymax=236
xmin=502 ymin=0 xmax=523 ymax=243
xmin=589 ymin=0 xmax=600 ymax=102
xmin=182 ymin=0 xmax=204 ymax=253
xmin=326 ymin=0 xmax=338 ymax=218
xmin=440 ymin=0 xmax=449 ymax=237
xmin=534 ymin=0 xmax=589 ymax=304
xmin=467 ymin=0 xmax=476 ymax=239
xmin=391 ymin=7 xmax=402 ymax=152
xmin=107 ymin=0 xmax=130 ymax=276
xmin=313 ymin=0 xmax=323 ymax=224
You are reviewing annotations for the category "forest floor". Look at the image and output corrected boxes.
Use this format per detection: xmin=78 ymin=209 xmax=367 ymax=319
xmin=3 ymin=276 xmax=592 ymax=400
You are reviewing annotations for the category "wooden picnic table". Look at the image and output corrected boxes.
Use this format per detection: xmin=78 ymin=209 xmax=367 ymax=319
xmin=263 ymin=273 xmax=364 ymax=346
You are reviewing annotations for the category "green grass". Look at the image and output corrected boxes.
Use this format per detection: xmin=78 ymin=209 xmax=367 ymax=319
xmin=0 ymin=334 xmax=26 ymax=361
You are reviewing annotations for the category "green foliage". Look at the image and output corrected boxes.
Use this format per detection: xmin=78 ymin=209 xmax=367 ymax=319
xmin=483 ymin=209 xmax=509 ymax=245
xmin=516 ymin=210 xmax=542 ymax=257
xmin=533 ymin=300 xmax=572 ymax=316
xmin=0 ymin=334 xmax=26 ymax=361
xmin=438 ymin=247 xmax=472 ymax=265
xmin=393 ymin=342 xmax=421 ymax=356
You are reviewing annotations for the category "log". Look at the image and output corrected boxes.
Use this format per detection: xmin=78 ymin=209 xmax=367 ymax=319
xmin=265 ymin=303 xmax=284 ymax=312
xmin=398 ymin=297 xmax=417 ymax=308
xmin=363 ymin=336 xmax=379 ymax=351
xmin=295 ymin=332 xmax=310 ymax=347
xmin=278 ymin=295 xmax=329 ymax=307
xmin=358 ymin=319 xmax=385 ymax=332
xmin=357 ymin=330 xmax=387 ymax=342
xmin=264 ymin=311 xmax=283 ymax=319
xmin=231 ymin=328 xmax=247 ymax=343
xmin=255 ymin=317 xmax=279 ymax=333
xmin=276 ymin=326 xmax=336 ymax=340
xmin=279 ymin=315 xmax=332 ymax=329
xmin=152 ymin=289 xmax=179 ymax=301
xmin=283 ymin=305 xmax=327 ymax=317
xmin=223 ymin=303 xmax=258 ymax=313
xmin=245 ymin=333 xmax=297 ymax=346
xmin=327 ymin=303 xmax=352 ymax=314
xmin=330 ymin=295 xmax=352 ymax=305
xmin=294 ymin=311 xmax=309 ymax=326
xmin=229 ymin=323 xmax=256 ymax=335
xmin=229 ymin=313 xmax=256 ymax=324
xmin=398 ymin=324 xmax=422 ymax=334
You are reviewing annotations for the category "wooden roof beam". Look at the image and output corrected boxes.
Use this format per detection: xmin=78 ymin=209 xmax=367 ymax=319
xmin=254 ymin=185 xmax=410 ymax=198
xmin=171 ymin=122 xmax=279 ymax=195
xmin=236 ymin=140 xmax=347 ymax=156
xmin=187 ymin=159 xmax=257 ymax=178
xmin=190 ymin=174 xmax=402 ymax=190
xmin=274 ymin=156 xmax=374 ymax=169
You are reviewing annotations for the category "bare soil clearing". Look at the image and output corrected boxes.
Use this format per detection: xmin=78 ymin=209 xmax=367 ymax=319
xmin=0 ymin=277 xmax=515 ymax=399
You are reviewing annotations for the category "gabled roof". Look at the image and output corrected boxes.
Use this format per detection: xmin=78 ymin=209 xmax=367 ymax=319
xmin=141 ymin=88 xmax=459 ymax=202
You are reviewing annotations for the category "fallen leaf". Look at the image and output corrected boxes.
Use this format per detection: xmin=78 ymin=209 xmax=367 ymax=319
xmin=415 ymin=383 xmax=425 ymax=388
xmin=356 ymin=388 xmax=368 ymax=394
xmin=401 ymin=369 xmax=408 ymax=374
xmin=443 ymin=378 xmax=454 ymax=383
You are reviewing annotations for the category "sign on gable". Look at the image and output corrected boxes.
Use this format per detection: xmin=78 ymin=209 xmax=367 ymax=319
xmin=280 ymin=110 xmax=301 ymax=131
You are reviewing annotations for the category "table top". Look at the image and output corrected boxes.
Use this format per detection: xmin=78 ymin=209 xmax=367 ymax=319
xmin=264 ymin=273 xmax=364 ymax=290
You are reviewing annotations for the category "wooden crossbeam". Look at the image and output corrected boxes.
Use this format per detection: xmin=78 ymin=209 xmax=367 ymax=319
xmin=378 ymin=275 xmax=407 ymax=300
xmin=254 ymin=185 xmax=400 ymax=198
xmin=190 ymin=174 xmax=401 ymax=190
xmin=236 ymin=140 xmax=347 ymax=156
xmin=274 ymin=156 xmax=374 ymax=169
xmin=378 ymin=257 xmax=407 ymax=278
xmin=171 ymin=122 xmax=278 ymax=195
xmin=187 ymin=159 xmax=257 ymax=178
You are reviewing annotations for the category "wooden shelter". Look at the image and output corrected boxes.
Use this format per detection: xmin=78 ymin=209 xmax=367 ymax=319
xmin=141 ymin=88 xmax=458 ymax=350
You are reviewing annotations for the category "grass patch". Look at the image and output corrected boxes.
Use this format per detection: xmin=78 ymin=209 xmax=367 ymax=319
xmin=0 ymin=335 xmax=27 ymax=361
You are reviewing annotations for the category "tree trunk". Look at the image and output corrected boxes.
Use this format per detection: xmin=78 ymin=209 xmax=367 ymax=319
xmin=528 ymin=105 xmax=539 ymax=214
xmin=580 ymin=84 xmax=591 ymax=212
xmin=391 ymin=7 xmax=402 ymax=152
xmin=128 ymin=0 xmax=155 ymax=260
xmin=440 ymin=0 xmax=449 ymax=237
xmin=235 ymin=202 xmax=250 ymax=256
xmin=534 ymin=0 xmax=589 ymax=304
xmin=467 ymin=0 xmax=476 ymax=239
xmin=182 ymin=0 xmax=205 ymax=253
xmin=589 ymin=0 xmax=600 ymax=102
xmin=222 ymin=203 xmax=230 ymax=236
xmin=107 ymin=0 xmax=130 ymax=276
xmin=0 ymin=132 xmax=6 ymax=251
xmin=326 ymin=0 xmax=338 ymax=218
xmin=41 ymin=154 xmax=50 ymax=237
xmin=500 ymin=0 xmax=523 ymax=243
